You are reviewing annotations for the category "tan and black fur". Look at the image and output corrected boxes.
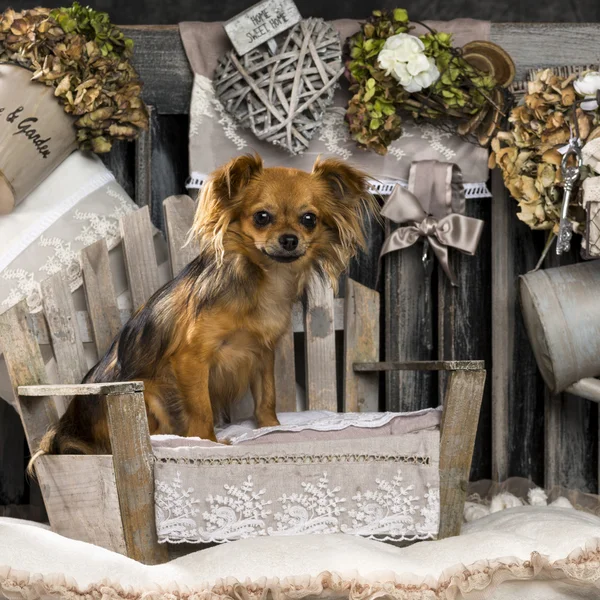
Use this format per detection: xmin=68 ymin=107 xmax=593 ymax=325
xmin=32 ymin=154 xmax=377 ymax=459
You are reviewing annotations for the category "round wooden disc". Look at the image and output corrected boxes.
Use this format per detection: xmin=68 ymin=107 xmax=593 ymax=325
xmin=462 ymin=40 xmax=516 ymax=88
xmin=0 ymin=174 xmax=15 ymax=215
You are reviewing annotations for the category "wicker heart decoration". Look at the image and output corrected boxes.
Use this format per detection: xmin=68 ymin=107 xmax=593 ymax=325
xmin=214 ymin=18 xmax=344 ymax=155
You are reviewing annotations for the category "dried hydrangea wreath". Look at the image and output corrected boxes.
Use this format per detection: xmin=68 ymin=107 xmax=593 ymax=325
xmin=490 ymin=69 xmax=600 ymax=236
xmin=0 ymin=2 xmax=148 ymax=153
xmin=343 ymin=9 xmax=514 ymax=154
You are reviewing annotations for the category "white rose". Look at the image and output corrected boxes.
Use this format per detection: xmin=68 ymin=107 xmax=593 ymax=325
xmin=574 ymin=71 xmax=600 ymax=111
xmin=376 ymin=33 xmax=439 ymax=93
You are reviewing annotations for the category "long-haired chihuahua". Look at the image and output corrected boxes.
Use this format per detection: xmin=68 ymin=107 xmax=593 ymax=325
xmin=33 ymin=154 xmax=377 ymax=457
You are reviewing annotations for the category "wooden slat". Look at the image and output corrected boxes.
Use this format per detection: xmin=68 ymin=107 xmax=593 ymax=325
xmin=41 ymin=271 xmax=89 ymax=416
xmin=438 ymin=369 xmax=486 ymax=539
xmin=124 ymin=26 xmax=192 ymax=115
xmin=384 ymin=225 xmax=436 ymax=413
xmin=81 ymin=239 xmax=122 ymax=356
xmin=490 ymin=170 xmax=513 ymax=483
xmin=163 ymin=194 xmax=197 ymax=276
xmin=274 ymin=324 xmax=296 ymax=412
xmin=355 ymin=361 xmax=485 ymax=372
xmin=491 ymin=169 xmax=546 ymax=485
xmin=19 ymin=382 xmax=144 ymax=397
xmin=304 ymin=275 xmax=337 ymax=411
xmin=35 ymin=455 xmax=127 ymax=555
xmin=438 ymin=196 xmax=492 ymax=480
xmin=343 ymin=279 xmax=380 ymax=412
xmin=489 ymin=23 xmax=600 ymax=82
xmin=0 ymin=301 xmax=57 ymax=453
xmin=29 ymin=298 xmax=346 ymax=346
xmin=120 ymin=205 xmax=161 ymax=309
xmin=135 ymin=105 xmax=153 ymax=208
xmin=106 ymin=392 xmax=167 ymax=564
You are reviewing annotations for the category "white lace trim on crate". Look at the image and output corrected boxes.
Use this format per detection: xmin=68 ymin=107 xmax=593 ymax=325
xmin=0 ymin=171 xmax=115 ymax=273
xmin=155 ymin=469 xmax=439 ymax=544
xmin=186 ymin=171 xmax=491 ymax=199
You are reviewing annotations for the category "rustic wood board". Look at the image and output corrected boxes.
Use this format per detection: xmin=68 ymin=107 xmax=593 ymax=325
xmin=274 ymin=323 xmax=296 ymax=412
xmin=35 ymin=455 xmax=127 ymax=555
xmin=41 ymin=272 xmax=89 ymax=416
xmin=81 ymin=239 xmax=122 ymax=356
xmin=343 ymin=279 xmax=380 ymax=412
xmin=438 ymin=197 xmax=492 ymax=480
xmin=107 ymin=392 xmax=167 ymax=564
xmin=439 ymin=369 xmax=486 ymax=538
xmin=120 ymin=205 xmax=161 ymax=309
xmin=384 ymin=231 xmax=436 ymax=413
xmin=0 ymin=301 xmax=57 ymax=453
xmin=163 ymin=194 xmax=197 ymax=276
xmin=304 ymin=275 xmax=337 ymax=411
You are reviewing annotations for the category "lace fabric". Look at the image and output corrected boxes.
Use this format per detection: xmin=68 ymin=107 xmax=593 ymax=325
xmin=154 ymin=430 xmax=440 ymax=544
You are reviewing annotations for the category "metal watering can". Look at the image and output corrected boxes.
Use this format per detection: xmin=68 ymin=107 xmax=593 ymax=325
xmin=519 ymin=260 xmax=600 ymax=402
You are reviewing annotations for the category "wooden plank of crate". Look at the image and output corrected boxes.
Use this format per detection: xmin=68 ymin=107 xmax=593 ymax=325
xmin=41 ymin=271 xmax=89 ymax=416
xmin=0 ymin=301 xmax=57 ymax=453
xmin=438 ymin=368 xmax=486 ymax=538
xmin=19 ymin=382 xmax=144 ymax=397
xmin=163 ymin=194 xmax=197 ymax=277
xmin=81 ymin=239 xmax=122 ymax=356
xmin=106 ymin=391 xmax=167 ymax=564
xmin=343 ymin=278 xmax=380 ymax=412
xmin=274 ymin=324 xmax=296 ymax=412
xmin=438 ymin=196 xmax=492 ymax=480
xmin=384 ymin=225 xmax=436 ymax=413
xmin=304 ymin=275 xmax=337 ymax=411
xmin=35 ymin=455 xmax=127 ymax=555
xmin=120 ymin=205 xmax=161 ymax=309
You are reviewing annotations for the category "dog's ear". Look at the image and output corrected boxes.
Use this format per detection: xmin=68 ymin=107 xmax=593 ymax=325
xmin=190 ymin=154 xmax=263 ymax=261
xmin=311 ymin=157 xmax=370 ymax=204
xmin=213 ymin=153 xmax=263 ymax=203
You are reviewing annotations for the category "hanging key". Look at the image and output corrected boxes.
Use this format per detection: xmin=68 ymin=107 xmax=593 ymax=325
xmin=556 ymin=137 xmax=583 ymax=255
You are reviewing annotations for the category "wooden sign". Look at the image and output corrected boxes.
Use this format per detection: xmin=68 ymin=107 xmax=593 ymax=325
xmin=224 ymin=0 xmax=301 ymax=56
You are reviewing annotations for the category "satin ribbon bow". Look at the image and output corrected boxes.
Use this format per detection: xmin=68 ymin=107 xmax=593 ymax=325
xmin=379 ymin=161 xmax=484 ymax=286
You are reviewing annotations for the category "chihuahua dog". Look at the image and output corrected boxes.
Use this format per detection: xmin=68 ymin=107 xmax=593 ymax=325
xmin=33 ymin=154 xmax=376 ymax=457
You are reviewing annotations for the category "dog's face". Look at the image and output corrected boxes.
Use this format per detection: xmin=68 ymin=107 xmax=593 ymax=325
xmin=237 ymin=169 xmax=325 ymax=265
xmin=192 ymin=154 xmax=378 ymax=283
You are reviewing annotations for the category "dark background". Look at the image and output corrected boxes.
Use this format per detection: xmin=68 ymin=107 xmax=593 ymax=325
xmin=0 ymin=0 xmax=598 ymax=24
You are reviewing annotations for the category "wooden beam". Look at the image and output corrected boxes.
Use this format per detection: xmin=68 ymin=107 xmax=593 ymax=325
xmin=163 ymin=194 xmax=197 ymax=277
xmin=355 ymin=361 xmax=485 ymax=372
xmin=438 ymin=369 xmax=486 ymax=538
xmin=106 ymin=392 xmax=168 ymax=565
xmin=19 ymin=382 xmax=145 ymax=397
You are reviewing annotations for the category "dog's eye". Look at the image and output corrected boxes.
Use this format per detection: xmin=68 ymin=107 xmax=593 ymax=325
xmin=253 ymin=211 xmax=272 ymax=227
xmin=300 ymin=213 xmax=317 ymax=229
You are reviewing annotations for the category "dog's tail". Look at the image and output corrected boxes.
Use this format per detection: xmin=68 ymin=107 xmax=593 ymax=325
xmin=27 ymin=425 xmax=94 ymax=478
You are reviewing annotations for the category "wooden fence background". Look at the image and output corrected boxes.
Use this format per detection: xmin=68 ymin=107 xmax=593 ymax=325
xmin=1 ymin=23 xmax=598 ymax=518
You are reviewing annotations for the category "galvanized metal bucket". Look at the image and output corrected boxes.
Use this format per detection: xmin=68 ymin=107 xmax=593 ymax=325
xmin=519 ymin=260 xmax=600 ymax=402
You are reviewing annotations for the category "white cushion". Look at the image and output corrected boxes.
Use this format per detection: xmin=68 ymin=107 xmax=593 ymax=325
xmin=1 ymin=507 xmax=600 ymax=599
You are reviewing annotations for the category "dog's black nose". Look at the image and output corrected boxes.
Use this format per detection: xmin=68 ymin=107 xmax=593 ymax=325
xmin=279 ymin=234 xmax=299 ymax=251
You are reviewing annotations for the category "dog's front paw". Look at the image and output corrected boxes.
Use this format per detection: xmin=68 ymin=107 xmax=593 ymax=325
xmin=257 ymin=416 xmax=281 ymax=429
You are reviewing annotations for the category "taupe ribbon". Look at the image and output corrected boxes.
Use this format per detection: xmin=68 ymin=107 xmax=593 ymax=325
xmin=380 ymin=161 xmax=484 ymax=286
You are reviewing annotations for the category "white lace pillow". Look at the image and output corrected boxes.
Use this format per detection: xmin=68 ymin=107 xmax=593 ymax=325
xmin=1 ymin=507 xmax=599 ymax=599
